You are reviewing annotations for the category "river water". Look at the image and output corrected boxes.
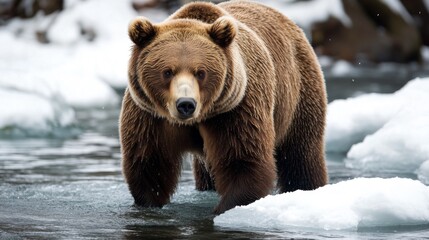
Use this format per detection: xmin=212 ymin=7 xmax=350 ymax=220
xmin=1 ymin=75 xmax=429 ymax=239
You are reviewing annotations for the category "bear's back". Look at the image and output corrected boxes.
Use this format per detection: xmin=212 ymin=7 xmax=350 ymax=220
xmin=169 ymin=1 xmax=324 ymax=144
xmin=221 ymin=1 xmax=313 ymax=142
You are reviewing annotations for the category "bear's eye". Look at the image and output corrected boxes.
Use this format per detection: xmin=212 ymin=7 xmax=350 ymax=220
xmin=195 ymin=70 xmax=206 ymax=81
xmin=162 ymin=69 xmax=173 ymax=80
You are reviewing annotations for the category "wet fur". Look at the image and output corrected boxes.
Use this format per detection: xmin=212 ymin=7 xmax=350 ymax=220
xmin=120 ymin=1 xmax=328 ymax=214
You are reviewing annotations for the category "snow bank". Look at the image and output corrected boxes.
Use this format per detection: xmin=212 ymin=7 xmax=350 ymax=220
xmin=0 ymin=0 xmax=171 ymax=137
xmin=1 ymin=0 xmax=171 ymax=97
xmin=45 ymin=0 xmax=139 ymax=88
xmin=340 ymin=79 xmax=429 ymax=172
xmin=0 ymin=88 xmax=76 ymax=138
xmin=330 ymin=60 xmax=354 ymax=76
xmin=214 ymin=178 xmax=429 ymax=231
xmin=346 ymin=107 xmax=429 ymax=172
xmin=48 ymin=0 xmax=135 ymax=43
xmin=417 ymin=161 xmax=429 ymax=185
xmin=326 ymin=93 xmax=399 ymax=152
xmin=263 ymin=0 xmax=350 ymax=28
xmin=0 ymin=33 xmax=119 ymax=108
xmin=326 ymin=78 xmax=429 ymax=153
xmin=43 ymin=0 xmax=168 ymax=88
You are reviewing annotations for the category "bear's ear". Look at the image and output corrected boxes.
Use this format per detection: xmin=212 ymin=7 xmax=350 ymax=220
xmin=208 ymin=16 xmax=237 ymax=48
xmin=128 ymin=17 xmax=157 ymax=46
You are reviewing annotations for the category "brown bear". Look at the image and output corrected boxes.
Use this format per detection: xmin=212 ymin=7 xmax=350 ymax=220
xmin=120 ymin=0 xmax=328 ymax=214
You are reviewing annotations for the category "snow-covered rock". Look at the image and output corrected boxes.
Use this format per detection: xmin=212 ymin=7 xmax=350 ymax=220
xmin=214 ymin=178 xmax=429 ymax=231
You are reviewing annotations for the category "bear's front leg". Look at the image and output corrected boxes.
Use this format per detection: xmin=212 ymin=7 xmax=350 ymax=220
xmin=200 ymin=112 xmax=277 ymax=214
xmin=120 ymin=91 xmax=182 ymax=207
xmin=122 ymin=149 xmax=182 ymax=208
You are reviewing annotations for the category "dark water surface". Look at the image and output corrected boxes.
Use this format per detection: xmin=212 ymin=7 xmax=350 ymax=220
xmin=1 ymin=81 xmax=429 ymax=239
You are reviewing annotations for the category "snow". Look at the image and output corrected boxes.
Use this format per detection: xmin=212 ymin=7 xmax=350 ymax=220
xmin=326 ymin=93 xmax=399 ymax=152
xmin=262 ymin=0 xmax=351 ymax=28
xmin=0 ymin=32 xmax=120 ymax=108
xmin=423 ymin=47 xmax=429 ymax=63
xmin=0 ymin=0 xmax=140 ymax=136
xmin=0 ymin=0 xmax=175 ymax=137
xmin=49 ymin=0 xmax=135 ymax=42
xmin=417 ymin=161 xmax=429 ymax=185
xmin=330 ymin=60 xmax=354 ymax=76
xmin=0 ymin=87 xmax=76 ymax=138
xmin=214 ymin=178 xmax=429 ymax=231
xmin=326 ymin=78 xmax=429 ymax=154
xmin=329 ymin=78 xmax=429 ymax=172
xmin=346 ymin=106 xmax=429 ymax=172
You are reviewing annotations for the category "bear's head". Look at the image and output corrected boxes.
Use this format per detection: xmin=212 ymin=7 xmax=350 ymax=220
xmin=127 ymin=15 xmax=247 ymax=125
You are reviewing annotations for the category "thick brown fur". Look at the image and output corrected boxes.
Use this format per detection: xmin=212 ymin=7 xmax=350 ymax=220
xmin=120 ymin=0 xmax=328 ymax=214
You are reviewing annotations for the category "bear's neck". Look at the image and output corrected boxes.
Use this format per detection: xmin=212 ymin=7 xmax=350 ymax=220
xmin=209 ymin=44 xmax=247 ymax=116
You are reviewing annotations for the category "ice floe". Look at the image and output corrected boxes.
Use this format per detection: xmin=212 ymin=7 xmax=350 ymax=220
xmin=215 ymin=178 xmax=429 ymax=231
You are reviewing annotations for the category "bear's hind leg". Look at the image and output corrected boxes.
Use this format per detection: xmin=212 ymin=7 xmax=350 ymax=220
xmin=193 ymin=154 xmax=215 ymax=191
xmin=276 ymin=97 xmax=328 ymax=193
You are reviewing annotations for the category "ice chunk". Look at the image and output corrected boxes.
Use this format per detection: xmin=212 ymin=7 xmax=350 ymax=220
xmin=417 ymin=161 xmax=429 ymax=185
xmin=326 ymin=93 xmax=400 ymax=152
xmin=345 ymin=79 xmax=429 ymax=171
xmin=214 ymin=178 xmax=429 ymax=231
xmin=0 ymin=88 xmax=76 ymax=138
xmin=326 ymin=78 xmax=429 ymax=153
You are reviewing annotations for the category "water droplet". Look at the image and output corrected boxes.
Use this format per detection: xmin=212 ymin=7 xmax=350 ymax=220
xmin=156 ymin=192 xmax=159 ymax=196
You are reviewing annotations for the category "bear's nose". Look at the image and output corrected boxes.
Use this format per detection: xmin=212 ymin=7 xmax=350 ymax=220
xmin=176 ymin=98 xmax=196 ymax=118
